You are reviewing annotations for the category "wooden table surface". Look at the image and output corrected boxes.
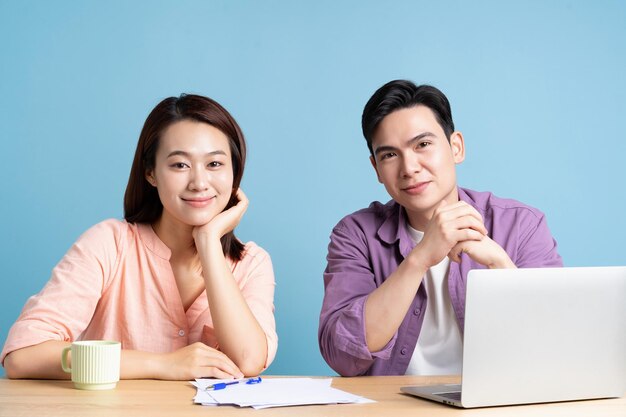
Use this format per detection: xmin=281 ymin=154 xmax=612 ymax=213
xmin=1 ymin=375 xmax=624 ymax=417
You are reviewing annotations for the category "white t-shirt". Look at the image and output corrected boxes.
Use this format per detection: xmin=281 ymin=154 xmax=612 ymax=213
xmin=404 ymin=225 xmax=463 ymax=375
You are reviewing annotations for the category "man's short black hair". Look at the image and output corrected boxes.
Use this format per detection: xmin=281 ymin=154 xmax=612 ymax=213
xmin=361 ymin=80 xmax=455 ymax=155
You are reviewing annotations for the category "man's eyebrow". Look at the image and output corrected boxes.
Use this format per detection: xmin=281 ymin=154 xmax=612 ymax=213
xmin=373 ymin=132 xmax=436 ymax=156
xmin=407 ymin=132 xmax=436 ymax=145
xmin=373 ymin=144 xmax=398 ymax=156
xmin=166 ymin=150 xmax=227 ymax=158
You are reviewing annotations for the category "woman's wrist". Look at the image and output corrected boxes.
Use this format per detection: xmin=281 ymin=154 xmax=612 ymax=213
xmin=121 ymin=350 xmax=165 ymax=380
xmin=193 ymin=228 xmax=222 ymax=250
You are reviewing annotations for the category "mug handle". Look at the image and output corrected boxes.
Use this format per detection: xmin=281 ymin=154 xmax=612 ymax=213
xmin=61 ymin=346 xmax=72 ymax=373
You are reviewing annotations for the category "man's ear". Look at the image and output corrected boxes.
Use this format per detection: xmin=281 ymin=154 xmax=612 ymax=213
xmin=450 ymin=131 xmax=465 ymax=164
xmin=145 ymin=170 xmax=157 ymax=187
xmin=369 ymin=155 xmax=383 ymax=184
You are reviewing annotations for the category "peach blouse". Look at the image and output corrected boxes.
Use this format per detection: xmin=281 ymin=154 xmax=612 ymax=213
xmin=1 ymin=219 xmax=277 ymax=367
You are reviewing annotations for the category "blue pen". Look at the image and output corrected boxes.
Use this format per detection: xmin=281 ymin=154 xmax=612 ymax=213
xmin=205 ymin=377 xmax=262 ymax=391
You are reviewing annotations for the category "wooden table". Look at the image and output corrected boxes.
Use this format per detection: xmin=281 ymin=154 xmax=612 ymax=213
xmin=1 ymin=376 xmax=624 ymax=416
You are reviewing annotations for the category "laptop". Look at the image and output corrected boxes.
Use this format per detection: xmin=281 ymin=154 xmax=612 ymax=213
xmin=401 ymin=266 xmax=626 ymax=408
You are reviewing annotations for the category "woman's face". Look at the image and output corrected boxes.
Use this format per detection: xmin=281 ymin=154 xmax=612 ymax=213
xmin=146 ymin=119 xmax=234 ymax=228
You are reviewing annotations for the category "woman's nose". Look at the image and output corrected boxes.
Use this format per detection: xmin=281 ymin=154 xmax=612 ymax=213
xmin=188 ymin=167 xmax=209 ymax=191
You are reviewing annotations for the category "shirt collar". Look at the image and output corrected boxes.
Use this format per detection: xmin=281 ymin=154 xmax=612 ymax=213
xmin=136 ymin=222 xmax=172 ymax=260
xmin=377 ymin=187 xmax=471 ymax=257
xmin=458 ymin=186 xmax=471 ymax=205
xmin=376 ymin=201 xmax=415 ymax=258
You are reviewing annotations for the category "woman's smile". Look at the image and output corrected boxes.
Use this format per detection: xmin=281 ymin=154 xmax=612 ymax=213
xmin=182 ymin=196 xmax=216 ymax=208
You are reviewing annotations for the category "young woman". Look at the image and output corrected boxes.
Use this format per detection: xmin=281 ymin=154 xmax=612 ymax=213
xmin=1 ymin=94 xmax=277 ymax=380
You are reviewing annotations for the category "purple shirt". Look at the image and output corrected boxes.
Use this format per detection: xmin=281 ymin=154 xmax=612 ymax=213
xmin=318 ymin=187 xmax=562 ymax=376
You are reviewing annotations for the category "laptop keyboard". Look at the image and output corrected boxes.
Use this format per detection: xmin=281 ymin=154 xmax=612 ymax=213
xmin=436 ymin=391 xmax=462 ymax=401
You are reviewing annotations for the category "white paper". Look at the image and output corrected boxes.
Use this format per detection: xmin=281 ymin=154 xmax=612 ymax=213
xmin=192 ymin=377 xmax=374 ymax=409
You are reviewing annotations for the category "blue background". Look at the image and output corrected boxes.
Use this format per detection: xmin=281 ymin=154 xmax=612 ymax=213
xmin=1 ymin=1 xmax=625 ymax=377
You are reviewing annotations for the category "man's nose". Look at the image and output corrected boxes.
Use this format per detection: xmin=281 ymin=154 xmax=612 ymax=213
xmin=400 ymin=155 xmax=421 ymax=177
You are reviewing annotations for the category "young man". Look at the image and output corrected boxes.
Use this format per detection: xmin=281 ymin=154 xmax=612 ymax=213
xmin=318 ymin=80 xmax=562 ymax=376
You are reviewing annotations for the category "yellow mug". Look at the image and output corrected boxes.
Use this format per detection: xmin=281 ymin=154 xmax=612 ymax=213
xmin=61 ymin=340 xmax=121 ymax=390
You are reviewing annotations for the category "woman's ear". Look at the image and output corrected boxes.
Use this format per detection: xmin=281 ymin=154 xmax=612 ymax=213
xmin=145 ymin=170 xmax=157 ymax=187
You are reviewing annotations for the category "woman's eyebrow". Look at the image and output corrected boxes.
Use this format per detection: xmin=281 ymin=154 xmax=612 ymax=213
xmin=166 ymin=150 xmax=227 ymax=158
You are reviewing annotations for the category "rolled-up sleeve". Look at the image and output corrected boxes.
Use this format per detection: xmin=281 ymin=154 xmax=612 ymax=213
xmin=318 ymin=220 xmax=396 ymax=376
xmin=515 ymin=210 xmax=563 ymax=268
xmin=1 ymin=220 xmax=121 ymax=364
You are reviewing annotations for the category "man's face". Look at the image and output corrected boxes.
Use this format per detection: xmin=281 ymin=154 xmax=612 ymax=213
xmin=370 ymin=105 xmax=465 ymax=230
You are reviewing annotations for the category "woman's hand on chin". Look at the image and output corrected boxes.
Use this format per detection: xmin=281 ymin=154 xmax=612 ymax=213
xmin=192 ymin=188 xmax=249 ymax=244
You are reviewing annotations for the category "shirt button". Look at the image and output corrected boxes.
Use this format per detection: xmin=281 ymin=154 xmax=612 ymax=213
xmin=400 ymin=348 xmax=407 ymax=355
xmin=413 ymin=308 xmax=421 ymax=316
xmin=178 ymin=329 xmax=185 ymax=337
